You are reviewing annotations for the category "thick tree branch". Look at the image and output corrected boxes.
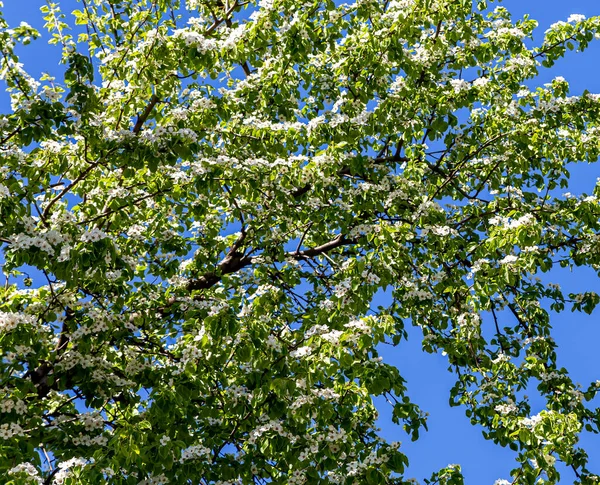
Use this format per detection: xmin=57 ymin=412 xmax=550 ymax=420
xmin=132 ymin=94 xmax=160 ymax=134
xmin=293 ymin=233 xmax=353 ymax=258
xmin=28 ymin=308 xmax=74 ymax=398
xmin=187 ymin=234 xmax=354 ymax=292
xmin=186 ymin=240 xmax=252 ymax=291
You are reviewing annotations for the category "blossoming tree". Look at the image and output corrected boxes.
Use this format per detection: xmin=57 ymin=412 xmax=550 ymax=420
xmin=1 ymin=0 xmax=600 ymax=483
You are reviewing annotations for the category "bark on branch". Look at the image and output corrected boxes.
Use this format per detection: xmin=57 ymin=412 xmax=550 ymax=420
xmin=133 ymin=94 xmax=160 ymax=134
xmin=28 ymin=307 xmax=74 ymax=398
xmin=186 ymin=234 xmax=354 ymax=292
xmin=293 ymin=233 xmax=353 ymax=258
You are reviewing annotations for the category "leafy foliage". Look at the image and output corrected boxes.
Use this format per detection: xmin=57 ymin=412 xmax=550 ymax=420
xmin=1 ymin=0 xmax=600 ymax=483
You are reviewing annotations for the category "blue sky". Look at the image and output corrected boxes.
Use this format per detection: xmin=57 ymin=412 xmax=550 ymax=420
xmin=1 ymin=0 xmax=600 ymax=483
xmin=377 ymin=2 xmax=600 ymax=483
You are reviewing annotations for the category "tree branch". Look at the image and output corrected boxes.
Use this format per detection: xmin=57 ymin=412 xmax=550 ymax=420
xmin=293 ymin=233 xmax=353 ymax=258
xmin=187 ymin=234 xmax=354 ymax=292
xmin=42 ymin=159 xmax=103 ymax=220
xmin=132 ymin=94 xmax=160 ymax=134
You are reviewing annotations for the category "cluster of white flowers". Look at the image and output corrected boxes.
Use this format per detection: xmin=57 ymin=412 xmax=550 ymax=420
xmin=421 ymin=225 xmax=458 ymax=237
xmin=572 ymin=292 xmax=595 ymax=304
xmin=487 ymin=26 xmax=526 ymax=39
xmin=0 ymin=422 xmax=25 ymax=439
xmin=577 ymin=232 xmax=600 ymax=255
xmin=8 ymin=462 xmax=42 ymax=484
xmin=566 ymin=387 xmax=585 ymax=408
xmin=449 ymin=78 xmax=470 ymax=93
xmin=247 ymin=419 xmax=295 ymax=446
xmin=11 ymin=232 xmax=58 ymax=254
xmin=179 ymin=342 xmax=204 ymax=366
xmin=105 ymin=269 xmax=122 ymax=281
xmin=250 ymin=284 xmax=280 ymax=300
xmin=344 ymin=319 xmax=371 ymax=334
xmin=137 ymin=473 xmax=168 ymax=485
xmin=348 ymin=223 xmax=378 ymax=239
xmin=0 ymin=311 xmax=37 ymax=333
xmin=221 ymin=25 xmax=246 ymax=50
xmin=498 ymin=254 xmax=518 ymax=265
xmin=413 ymin=199 xmax=442 ymax=219
xmin=330 ymin=112 xmax=350 ymax=128
xmin=332 ymin=277 xmax=351 ymax=298
xmin=240 ymin=114 xmax=304 ymax=133
xmin=548 ymin=283 xmax=560 ymax=291
xmin=384 ymin=185 xmax=410 ymax=207
xmin=70 ymin=432 xmax=108 ymax=447
xmin=0 ymin=398 xmax=27 ymax=414
xmin=361 ymin=270 xmax=380 ymax=285
xmin=140 ymin=125 xmax=196 ymax=146
xmin=351 ymin=109 xmax=370 ymax=126
xmin=79 ymin=412 xmax=104 ymax=432
xmin=228 ymin=384 xmax=252 ymax=401
xmin=411 ymin=44 xmax=434 ymax=67
xmin=305 ymin=114 xmax=325 ymax=133
xmin=173 ymin=29 xmax=217 ymax=53
xmin=314 ymin=300 xmax=333 ymax=315
xmin=290 ymin=346 xmax=313 ymax=359
xmin=494 ymin=400 xmax=517 ymax=415
xmin=265 ymin=334 xmax=283 ymax=351
xmin=288 ymin=469 xmax=306 ymax=485
xmin=303 ymin=324 xmax=329 ymax=338
xmin=502 ymin=99 xmax=520 ymax=118
xmin=290 ymin=394 xmax=314 ymax=411
xmin=56 ymin=350 xmax=135 ymax=388
xmin=189 ymin=91 xmax=216 ymax=111
xmin=456 ymin=313 xmax=481 ymax=328
xmin=567 ymin=14 xmax=586 ymax=23
xmin=180 ymin=443 xmax=211 ymax=462
xmin=169 ymin=107 xmax=189 ymax=121
xmin=185 ymin=0 xmax=203 ymax=9
xmin=80 ymin=227 xmax=108 ymax=243
xmin=298 ymin=441 xmax=320 ymax=462
xmin=403 ymin=288 xmax=433 ymax=301
xmin=345 ymin=449 xmax=390 ymax=476
xmin=312 ymin=388 xmax=340 ymax=400
xmin=320 ymin=329 xmax=344 ymax=345
xmin=70 ymin=309 xmax=112 ymax=340
xmin=520 ymin=413 xmax=543 ymax=428
xmin=1 ymin=57 xmax=40 ymax=95
xmin=491 ymin=353 xmax=510 ymax=364
xmin=382 ymin=0 xmax=414 ymax=22
xmin=0 ymin=182 xmax=10 ymax=198
xmin=505 ymin=55 xmax=536 ymax=73
xmin=325 ymin=425 xmax=347 ymax=442
xmin=522 ymin=335 xmax=546 ymax=346
xmin=42 ymin=86 xmax=62 ymax=102
xmin=490 ymin=213 xmax=536 ymax=230
xmin=537 ymin=92 xmax=579 ymax=113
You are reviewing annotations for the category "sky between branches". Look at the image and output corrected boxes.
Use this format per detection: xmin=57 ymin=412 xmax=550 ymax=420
xmin=1 ymin=0 xmax=600 ymax=483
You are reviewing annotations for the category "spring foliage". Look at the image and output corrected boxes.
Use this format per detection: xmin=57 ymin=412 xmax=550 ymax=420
xmin=1 ymin=0 xmax=600 ymax=483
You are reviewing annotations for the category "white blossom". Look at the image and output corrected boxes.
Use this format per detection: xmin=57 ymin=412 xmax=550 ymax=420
xmin=80 ymin=227 xmax=109 ymax=243
xmin=449 ymin=78 xmax=469 ymax=93
xmin=498 ymin=255 xmax=518 ymax=265
xmin=567 ymin=14 xmax=586 ymax=23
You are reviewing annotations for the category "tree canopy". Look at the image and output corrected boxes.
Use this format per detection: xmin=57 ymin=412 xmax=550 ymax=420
xmin=1 ymin=0 xmax=600 ymax=483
